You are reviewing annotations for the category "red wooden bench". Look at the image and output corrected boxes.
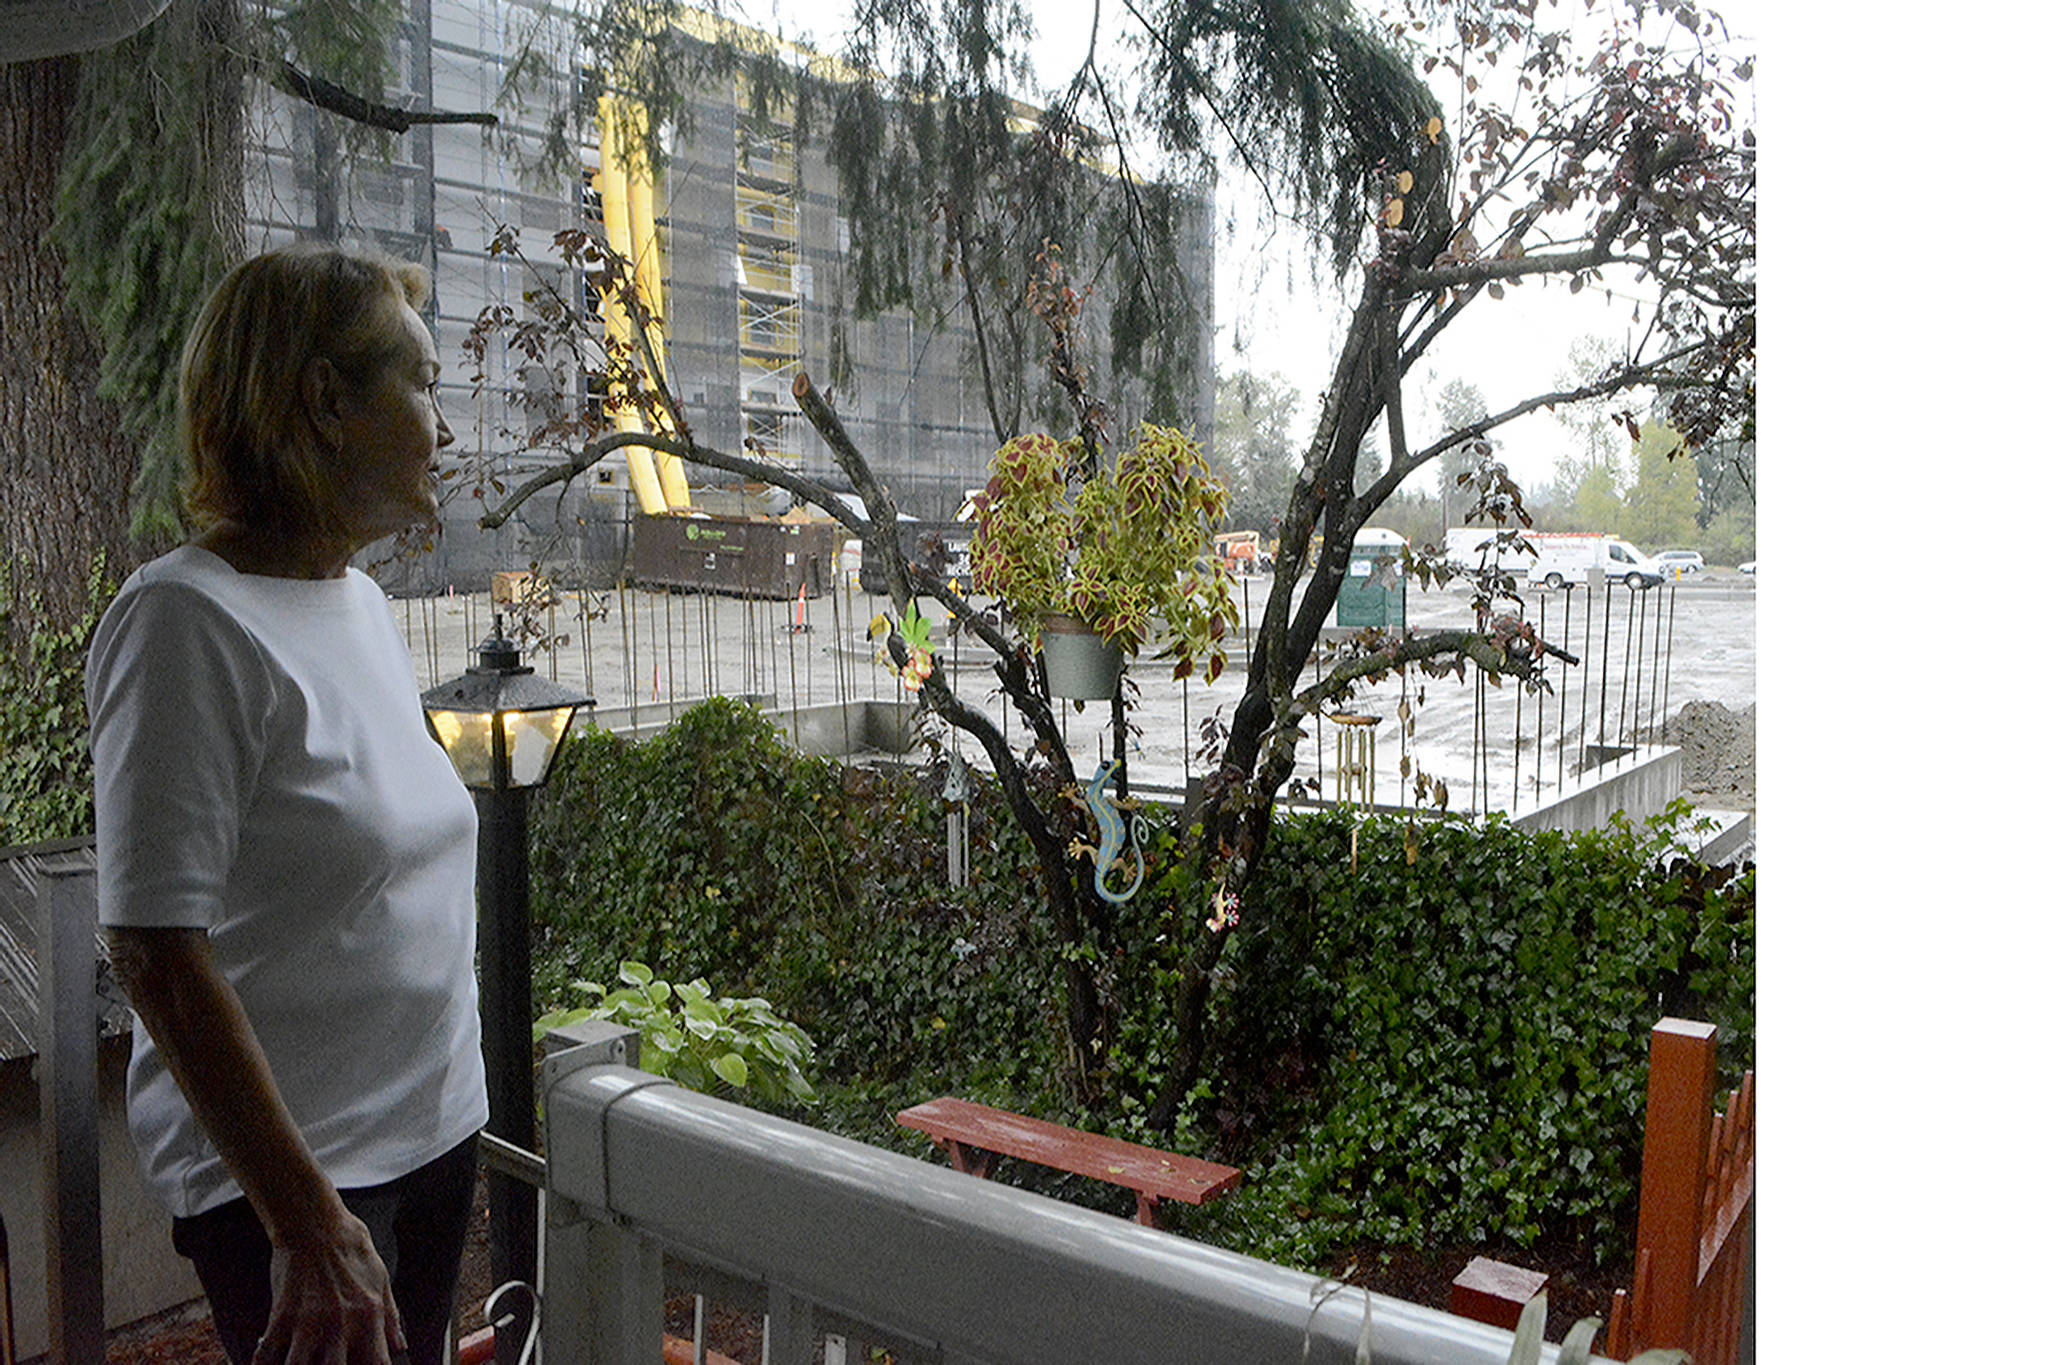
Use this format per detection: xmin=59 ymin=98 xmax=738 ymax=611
xmin=896 ymin=1096 xmax=1241 ymax=1227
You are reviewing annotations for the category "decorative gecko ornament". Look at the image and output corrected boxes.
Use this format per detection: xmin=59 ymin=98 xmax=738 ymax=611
xmin=1080 ymin=758 xmax=1143 ymax=903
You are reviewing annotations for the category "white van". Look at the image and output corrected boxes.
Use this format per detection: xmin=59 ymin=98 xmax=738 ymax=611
xmin=1528 ymin=535 xmax=1666 ymax=589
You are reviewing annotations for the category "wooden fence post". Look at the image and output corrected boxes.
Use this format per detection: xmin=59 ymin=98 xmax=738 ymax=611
xmin=1631 ymin=1016 xmax=1718 ymax=1351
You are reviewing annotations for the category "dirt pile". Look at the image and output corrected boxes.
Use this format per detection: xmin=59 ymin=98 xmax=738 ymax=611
xmin=1659 ymin=700 xmax=1755 ymax=811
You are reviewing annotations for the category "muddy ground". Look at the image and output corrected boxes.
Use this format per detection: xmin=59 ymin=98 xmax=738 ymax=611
xmin=1662 ymin=698 xmax=1757 ymax=813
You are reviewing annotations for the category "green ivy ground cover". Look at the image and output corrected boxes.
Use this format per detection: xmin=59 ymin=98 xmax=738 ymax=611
xmin=1184 ymin=811 xmax=1753 ymax=1270
xmin=529 ymin=700 xmax=1754 ymax=1272
xmin=0 ymin=558 xmax=112 ymax=849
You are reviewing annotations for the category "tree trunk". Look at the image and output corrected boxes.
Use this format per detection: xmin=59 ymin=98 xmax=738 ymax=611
xmin=1145 ymin=301 xmax=1395 ymax=1130
xmin=1 ymin=57 xmax=148 ymax=638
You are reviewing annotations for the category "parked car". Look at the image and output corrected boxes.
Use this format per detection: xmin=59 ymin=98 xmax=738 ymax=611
xmin=1651 ymin=549 xmax=1705 ymax=579
xmin=1738 ymin=560 xmax=1755 ymax=575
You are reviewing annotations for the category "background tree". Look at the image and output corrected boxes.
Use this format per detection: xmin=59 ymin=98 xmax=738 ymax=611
xmin=1430 ymin=375 xmax=1494 ymax=537
xmin=1694 ymin=432 xmax=1753 ymax=521
xmin=1697 ymin=498 xmax=1753 ymax=565
xmin=1362 ymin=487 xmax=1443 ymax=549
xmin=1535 ymin=335 xmax=1627 ymax=528
xmin=1352 ymin=423 xmax=1386 ymax=493
xmin=1618 ymin=424 xmax=1703 ymax=549
xmin=1562 ymin=460 xmax=1626 ymax=533
xmin=1208 ymin=370 xmax=1303 ymax=535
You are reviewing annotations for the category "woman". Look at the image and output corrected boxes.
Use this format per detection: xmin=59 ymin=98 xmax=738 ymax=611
xmin=88 ymin=244 xmax=485 ymax=1365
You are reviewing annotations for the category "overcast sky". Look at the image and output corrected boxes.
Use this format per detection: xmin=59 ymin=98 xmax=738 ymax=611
xmin=738 ymin=0 xmax=1758 ymax=495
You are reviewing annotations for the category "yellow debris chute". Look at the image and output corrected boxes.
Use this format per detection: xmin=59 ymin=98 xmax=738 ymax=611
xmin=596 ymin=92 xmax=691 ymax=514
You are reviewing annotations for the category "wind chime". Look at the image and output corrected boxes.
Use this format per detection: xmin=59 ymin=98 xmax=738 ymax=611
xmin=1328 ymin=711 xmax=1382 ymax=871
xmin=944 ymin=582 xmax=969 ymax=888
xmin=943 ymin=749 xmax=970 ymax=888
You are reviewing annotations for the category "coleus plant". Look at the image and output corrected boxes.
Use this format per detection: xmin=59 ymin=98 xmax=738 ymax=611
xmin=968 ymin=423 xmax=1237 ymax=683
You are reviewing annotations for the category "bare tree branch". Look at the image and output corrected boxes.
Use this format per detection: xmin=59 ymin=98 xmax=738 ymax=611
xmin=1292 ymin=629 xmax=1579 ymax=720
xmin=477 ymin=427 xmax=861 ymax=533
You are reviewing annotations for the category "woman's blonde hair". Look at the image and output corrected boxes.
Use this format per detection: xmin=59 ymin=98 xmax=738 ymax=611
xmin=180 ymin=243 xmax=432 ymax=541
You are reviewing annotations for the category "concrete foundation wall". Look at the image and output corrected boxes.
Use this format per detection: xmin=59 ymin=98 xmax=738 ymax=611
xmin=1510 ymin=746 xmax=1682 ymax=836
xmin=768 ymin=699 xmax=919 ymax=759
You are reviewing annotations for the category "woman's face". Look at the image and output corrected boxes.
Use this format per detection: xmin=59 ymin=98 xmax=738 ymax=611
xmin=328 ymin=296 xmax=454 ymax=546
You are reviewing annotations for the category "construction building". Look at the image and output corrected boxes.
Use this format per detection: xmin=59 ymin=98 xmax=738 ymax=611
xmin=241 ymin=0 xmax=1216 ymax=592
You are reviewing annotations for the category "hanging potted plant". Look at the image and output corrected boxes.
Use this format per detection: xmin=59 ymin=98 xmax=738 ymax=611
xmin=968 ymin=424 xmax=1237 ymax=698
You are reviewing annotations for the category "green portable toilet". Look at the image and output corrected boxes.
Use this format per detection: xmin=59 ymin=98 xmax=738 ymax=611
xmin=1336 ymin=528 xmax=1407 ymax=629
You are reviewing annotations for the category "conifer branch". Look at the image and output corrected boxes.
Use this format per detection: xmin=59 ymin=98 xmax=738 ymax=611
xmin=273 ymin=62 xmax=498 ymax=132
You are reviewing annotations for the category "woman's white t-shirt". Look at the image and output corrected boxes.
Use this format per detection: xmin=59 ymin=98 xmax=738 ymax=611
xmin=88 ymin=546 xmax=489 ymax=1218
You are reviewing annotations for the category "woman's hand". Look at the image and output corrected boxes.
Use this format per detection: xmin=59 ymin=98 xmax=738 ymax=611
xmin=109 ymin=927 xmax=411 ymax=1361
xmin=255 ymin=1207 xmax=407 ymax=1364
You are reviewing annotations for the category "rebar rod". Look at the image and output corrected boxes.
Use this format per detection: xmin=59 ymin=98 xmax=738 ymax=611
xmin=1661 ymin=576 xmax=1680 ymax=741
xmin=1313 ymin=648 xmax=1325 ymax=796
xmin=830 ymin=580 xmax=851 ymax=757
xmin=785 ymin=594 xmax=799 ymax=731
xmin=699 ymin=591 xmax=712 ymax=699
xmin=1631 ymin=582 xmax=1650 ymax=753
xmin=1471 ymin=657 xmax=1484 ymax=815
xmin=1512 ymin=660 xmax=1524 ymax=813
xmin=1400 ymin=670 xmax=1410 ymax=814
xmin=1534 ymin=593 xmax=1547 ymax=801
xmin=581 ymin=595 xmax=595 ymax=701
xmin=425 ymin=592 xmax=438 ymax=682
xmin=1646 ymin=583 xmax=1664 ymax=748
xmin=1576 ymin=585 xmax=1591 ymax=781
xmin=1181 ymin=676 xmax=1191 ymax=795
xmin=1596 ymin=580 xmax=1614 ymax=772
xmin=623 ymin=580 xmax=638 ymax=733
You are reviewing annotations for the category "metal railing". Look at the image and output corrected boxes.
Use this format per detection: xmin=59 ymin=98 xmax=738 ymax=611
xmin=538 ymin=1022 xmax=1602 ymax=1365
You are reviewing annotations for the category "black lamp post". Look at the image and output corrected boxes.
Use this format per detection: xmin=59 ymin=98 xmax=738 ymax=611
xmin=421 ymin=616 xmax=591 ymax=1362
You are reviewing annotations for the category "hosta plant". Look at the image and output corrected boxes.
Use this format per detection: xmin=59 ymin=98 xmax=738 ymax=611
xmin=534 ymin=959 xmax=818 ymax=1106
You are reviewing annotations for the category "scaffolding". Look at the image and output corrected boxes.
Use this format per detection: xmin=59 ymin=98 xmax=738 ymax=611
xmin=735 ymin=93 xmax=802 ymax=461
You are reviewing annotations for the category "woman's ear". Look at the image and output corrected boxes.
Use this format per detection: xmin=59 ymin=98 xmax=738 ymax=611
xmin=301 ymin=356 xmax=346 ymax=450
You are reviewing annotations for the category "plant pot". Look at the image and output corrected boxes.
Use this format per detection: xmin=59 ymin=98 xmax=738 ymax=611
xmin=1040 ymin=614 xmax=1123 ymax=700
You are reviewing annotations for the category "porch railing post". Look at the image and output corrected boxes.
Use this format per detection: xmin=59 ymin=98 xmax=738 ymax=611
xmin=1632 ymin=1016 xmax=1717 ymax=1351
xmin=764 ymin=1284 xmax=817 ymax=1365
xmin=36 ymin=861 xmax=104 ymax=1365
xmin=541 ymin=1022 xmax=664 ymax=1365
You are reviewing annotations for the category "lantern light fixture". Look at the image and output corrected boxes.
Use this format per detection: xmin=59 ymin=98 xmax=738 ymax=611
xmin=420 ymin=616 xmax=593 ymax=791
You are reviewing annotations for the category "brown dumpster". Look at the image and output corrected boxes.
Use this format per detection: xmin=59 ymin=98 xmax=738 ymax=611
xmin=631 ymin=514 xmax=833 ymax=600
